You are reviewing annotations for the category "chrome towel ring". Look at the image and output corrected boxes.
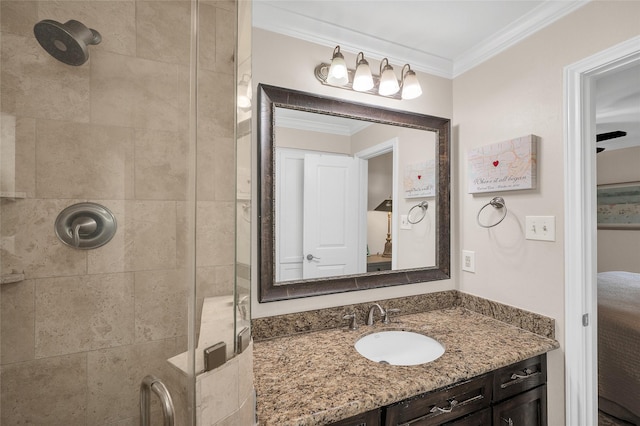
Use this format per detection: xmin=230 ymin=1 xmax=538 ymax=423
xmin=477 ymin=197 xmax=507 ymax=228
xmin=408 ymin=201 xmax=429 ymax=224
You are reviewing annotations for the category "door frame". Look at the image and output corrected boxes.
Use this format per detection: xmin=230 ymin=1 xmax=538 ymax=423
xmin=563 ymin=35 xmax=640 ymax=426
xmin=355 ymin=138 xmax=399 ymax=268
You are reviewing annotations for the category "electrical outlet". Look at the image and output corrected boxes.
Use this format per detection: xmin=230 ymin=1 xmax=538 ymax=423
xmin=462 ymin=250 xmax=475 ymax=273
xmin=400 ymin=215 xmax=412 ymax=230
xmin=525 ymin=216 xmax=556 ymax=241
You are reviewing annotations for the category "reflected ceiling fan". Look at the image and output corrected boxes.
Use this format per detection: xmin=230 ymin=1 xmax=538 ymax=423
xmin=596 ymin=130 xmax=627 ymax=153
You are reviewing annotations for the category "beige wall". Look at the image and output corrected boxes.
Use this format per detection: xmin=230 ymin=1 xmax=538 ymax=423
xmin=252 ymin=28 xmax=455 ymax=318
xmin=597 ymin=146 xmax=640 ymax=273
xmin=454 ymin=2 xmax=640 ymax=425
xmin=0 ymin=1 xmax=237 ymax=425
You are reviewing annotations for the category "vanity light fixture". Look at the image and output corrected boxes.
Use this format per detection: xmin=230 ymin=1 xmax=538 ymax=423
xmin=314 ymin=45 xmax=421 ymax=100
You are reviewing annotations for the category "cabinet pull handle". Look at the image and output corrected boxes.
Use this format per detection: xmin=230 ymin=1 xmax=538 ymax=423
xmin=429 ymin=399 xmax=458 ymax=414
xmin=501 ymin=417 xmax=514 ymax=426
xmin=501 ymin=368 xmax=541 ymax=388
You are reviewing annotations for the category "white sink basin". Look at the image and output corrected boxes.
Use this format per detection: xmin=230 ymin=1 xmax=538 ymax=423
xmin=354 ymin=331 xmax=445 ymax=366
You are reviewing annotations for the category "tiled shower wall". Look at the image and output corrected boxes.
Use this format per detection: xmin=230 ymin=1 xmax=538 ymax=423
xmin=0 ymin=1 xmax=237 ymax=425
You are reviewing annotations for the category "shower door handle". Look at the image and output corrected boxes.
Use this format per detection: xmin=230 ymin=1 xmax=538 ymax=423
xmin=140 ymin=375 xmax=175 ymax=426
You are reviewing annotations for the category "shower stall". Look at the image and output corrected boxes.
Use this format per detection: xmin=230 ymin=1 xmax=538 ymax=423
xmin=0 ymin=0 xmax=252 ymax=424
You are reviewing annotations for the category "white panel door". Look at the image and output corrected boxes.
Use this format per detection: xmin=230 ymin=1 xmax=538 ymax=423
xmin=303 ymin=153 xmax=364 ymax=279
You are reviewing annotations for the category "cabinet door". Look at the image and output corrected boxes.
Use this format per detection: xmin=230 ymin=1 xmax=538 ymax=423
xmin=492 ymin=385 xmax=547 ymax=426
xmin=385 ymin=375 xmax=492 ymax=426
xmin=330 ymin=408 xmax=381 ymax=426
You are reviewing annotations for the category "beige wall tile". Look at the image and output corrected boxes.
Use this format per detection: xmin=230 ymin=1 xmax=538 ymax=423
xmin=136 ymin=1 xmax=191 ymax=65
xmin=213 ymin=136 xmax=235 ymax=201
xmin=0 ymin=2 xmax=37 ymax=36
xmin=196 ymin=136 xmax=216 ymax=201
xmin=134 ymin=269 xmax=188 ymax=342
xmin=214 ymin=5 xmax=235 ymax=75
xmin=0 ymin=33 xmax=91 ymax=122
xmin=196 ymin=265 xmax=234 ymax=298
xmin=134 ymin=128 xmax=188 ymax=200
xmin=197 ymin=69 xmax=234 ymax=140
xmin=197 ymin=4 xmax=217 ymax=71
xmin=35 ymin=273 xmax=134 ymax=357
xmin=14 ymin=117 xmax=37 ymax=197
xmin=237 ymin=342 xmax=254 ymax=403
xmin=86 ymin=339 xmax=179 ymax=424
xmin=0 ymin=280 xmax=35 ymax=364
xmin=87 ymin=200 xmax=177 ymax=273
xmin=1 ymin=198 xmax=87 ymax=279
xmin=37 ymin=1 xmax=136 ymax=57
xmin=0 ymin=353 xmax=88 ymax=425
xmin=129 ymin=201 xmax=178 ymax=270
xmin=90 ymin=51 xmax=188 ymax=132
xmin=36 ymin=120 xmax=134 ymax=199
xmin=196 ymin=201 xmax=234 ymax=267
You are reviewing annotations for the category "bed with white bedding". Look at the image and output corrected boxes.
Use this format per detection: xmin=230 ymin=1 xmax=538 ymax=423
xmin=598 ymin=271 xmax=640 ymax=425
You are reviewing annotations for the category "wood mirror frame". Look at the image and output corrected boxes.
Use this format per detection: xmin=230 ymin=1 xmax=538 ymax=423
xmin=257 ymin=84 xmax=450 ymax=302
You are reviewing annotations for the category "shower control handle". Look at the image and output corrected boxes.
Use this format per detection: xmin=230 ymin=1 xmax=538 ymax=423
xmin=55 ymin=202 xmax=117 ymax=250
xmin=71 ymin=216 xmax=98 ymax=247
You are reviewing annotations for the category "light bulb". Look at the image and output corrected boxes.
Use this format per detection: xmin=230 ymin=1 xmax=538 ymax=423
xmin=327 ymin=46 xmax=349 ymax=86
xmin=378 ymin=59 xmax=399 ymax=96
xmin=352 ymin=52 xmax=373 ymax=92
xmin=401 ymin=67 xmax=422 ymax=100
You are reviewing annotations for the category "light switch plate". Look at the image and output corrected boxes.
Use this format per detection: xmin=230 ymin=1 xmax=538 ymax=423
xmin=462 ymin=250 xmax=475 ymax=273
xmin=400 ymin=215 xmax=412 ymax=230
xmin=525 ymin=216 xmax=556 ymax=241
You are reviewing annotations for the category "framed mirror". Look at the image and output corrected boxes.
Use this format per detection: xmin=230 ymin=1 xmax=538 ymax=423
xmin=258 ymin=84 xmax=450 ymax=302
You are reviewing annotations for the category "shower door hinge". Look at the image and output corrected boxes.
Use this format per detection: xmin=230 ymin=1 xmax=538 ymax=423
xmin=582 ymin=313 xmax=589 ymax=327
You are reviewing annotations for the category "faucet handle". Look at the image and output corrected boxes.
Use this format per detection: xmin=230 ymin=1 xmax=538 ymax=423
xmin=343 ymin=313 xmax=358 ymax=330
xmin=383 ymin=308 xmax=401 ymax=324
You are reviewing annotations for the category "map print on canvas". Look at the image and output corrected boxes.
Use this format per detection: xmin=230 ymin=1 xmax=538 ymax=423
xmin=467 ymin=135 xmax=537 ymax=194
xmin=404 ymin=159 xmax=435 ymax=198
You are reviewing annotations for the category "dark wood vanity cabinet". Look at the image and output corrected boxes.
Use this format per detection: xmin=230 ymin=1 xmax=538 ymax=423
xmin=380 ymin=354 xmax=547 ymax=426
xmin=330 ymin=408 xmax=381 ymax=426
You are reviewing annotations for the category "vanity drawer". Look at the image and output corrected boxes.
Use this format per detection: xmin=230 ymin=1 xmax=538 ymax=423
xmin=492 ymin=355 xmax=547 ymax=403
xmin=385 ymin=375 xmax=492 ymax=426
xmin=442 ymin=408 xmax=491 ymax=425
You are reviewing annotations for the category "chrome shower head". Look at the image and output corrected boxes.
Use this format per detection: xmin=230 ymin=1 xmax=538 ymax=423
xmin=33 ymin=19 xmax=101 ymax=66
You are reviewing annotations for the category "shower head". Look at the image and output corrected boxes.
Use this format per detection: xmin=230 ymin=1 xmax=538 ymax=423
xmin=33 ymin=19 xmax=101 ymax=66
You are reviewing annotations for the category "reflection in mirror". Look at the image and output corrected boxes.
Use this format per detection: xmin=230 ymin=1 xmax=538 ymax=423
xmin=258 ymin=84 xmax=450 ymax=302
xmin=274 ymin=108 xmax=437 ymax=284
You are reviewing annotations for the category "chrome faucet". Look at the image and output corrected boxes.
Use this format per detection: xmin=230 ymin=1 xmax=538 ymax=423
xmin=367 ymin=303 xmax=386 ymax=326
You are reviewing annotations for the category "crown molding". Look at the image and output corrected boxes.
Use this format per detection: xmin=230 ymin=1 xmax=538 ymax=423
xmin=453 ymin=1 xmax=590 ymax=77
xmin=253 ymin=1 xmax=590 ymax=80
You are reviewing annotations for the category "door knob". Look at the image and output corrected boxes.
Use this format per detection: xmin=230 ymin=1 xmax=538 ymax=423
xmin=306 ymin=254 xmax=321 ymax=261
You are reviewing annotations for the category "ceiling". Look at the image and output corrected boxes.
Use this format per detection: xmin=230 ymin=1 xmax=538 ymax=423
xmin=253 ymin=0 xmax=640 ymax=151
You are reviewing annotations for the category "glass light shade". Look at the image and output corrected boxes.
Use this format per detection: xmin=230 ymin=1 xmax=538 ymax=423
xmin=401 ymin=70 xmax=422 ymax=100
xmin=378 ymin=65 xmax=399 ymax=96
xmin=352 ymin=54 xmax=373 ymax=92
xmin=327 ymin=52 xmax=348 ymax=86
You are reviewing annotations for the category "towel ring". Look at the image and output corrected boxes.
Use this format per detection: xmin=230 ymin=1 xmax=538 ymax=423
xmin=408 ymin=201 xmax=429 ymax=224
xmin=477 ymin=197 xmax=507 ymax=228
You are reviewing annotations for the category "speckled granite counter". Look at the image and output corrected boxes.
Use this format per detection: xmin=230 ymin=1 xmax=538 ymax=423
xmin=253 ymin=307 xmax=559 ymax=426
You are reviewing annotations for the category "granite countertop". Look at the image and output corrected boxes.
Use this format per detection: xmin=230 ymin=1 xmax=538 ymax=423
xmin=253 ymin=307 xmax=559 ymax=426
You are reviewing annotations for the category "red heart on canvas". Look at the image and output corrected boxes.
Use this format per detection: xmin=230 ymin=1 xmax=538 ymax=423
xmin=417 ymin=175 xmax=422 ymax=179
xmin=493 ymin=160 xmax=499 ymax=167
